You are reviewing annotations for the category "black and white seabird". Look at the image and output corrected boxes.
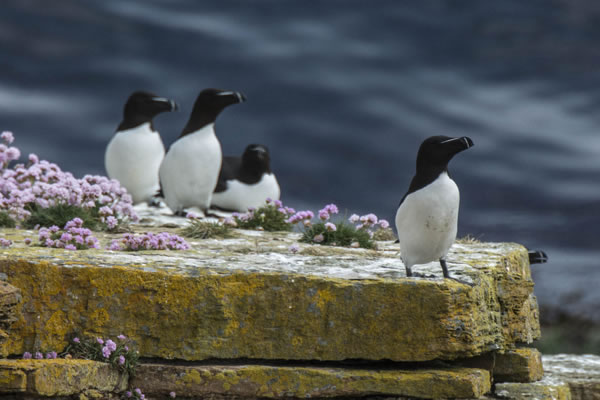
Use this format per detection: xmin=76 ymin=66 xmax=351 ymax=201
xmin=395 ymin=135 xmax=474 ymax=280
xmin=104 ymin=91 xmax=177 ymax=204
xmin=211 ymin=144 xmax=280 ymax=212
xmin=528 ymin=249 xmax=548 ymax=264
xmin=159 ymin=88 xmax=246 ymax=216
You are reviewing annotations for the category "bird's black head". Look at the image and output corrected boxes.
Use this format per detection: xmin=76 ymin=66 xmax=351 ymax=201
xmin=118 ymin=91 xmax=178 ymax=131
xmin=416 ymin=135 xmax=474 ymax=171
xmin=241 ymin=144 xmax=271 ymax=173
xmin=181 ymin=88 xmax=246 ymax=136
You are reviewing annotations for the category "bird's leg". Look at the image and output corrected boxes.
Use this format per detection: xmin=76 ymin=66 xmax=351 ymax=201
xmin=174 ymin=210 xmax=187 ymax=217
xmin=405 ymin=265 xmax=413 ymax=277
xmin=440 ymin=258 xmax=473 ymax=286
xmin=148 ymin=197 xmax=162 ymax=208
xmin=440 ymin=258 xmax=450 ymax=278
xmin=203 ymin=208 xmax=221 ymax=219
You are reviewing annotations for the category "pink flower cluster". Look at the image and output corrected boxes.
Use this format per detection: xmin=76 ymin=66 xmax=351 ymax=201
xmin=318 ymin=203 xmax=339 ymax=220
xmin=348 ymin=213 xmax=390 ymax=237
xmin=125 ymin=388 xmax=145 ymax=399
xmin=37 ymin=218 xmax=100 ymax=250
xmin=108 ymin=232 xmax=190 ymax=251
xmin=0 ymin=131 xmax=137 ymax=224
xmin=22 ymin=351 xmax=57 ymax=359
xmin=0 ymin=238 xmax=12 ymax=248
xmin=286 ymin=210 xmax=314 ymax=225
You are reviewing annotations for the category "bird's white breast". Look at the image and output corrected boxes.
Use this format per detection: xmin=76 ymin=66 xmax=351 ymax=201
xmin=211 ymin=173 xmax=280 ymax=212
xmin=159 ymin=124 xmax=222 ymax=213
xmin=395 ymin=172 xmax=460 ymax=268
xmin=104 ymin=123 xmax=165 ymax=204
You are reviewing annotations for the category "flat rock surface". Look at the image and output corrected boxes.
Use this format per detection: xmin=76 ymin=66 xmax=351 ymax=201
xmin=0 ymin=208 xmax=540 ymax=362
xmin=132 ymin=362 xmax=491 ymax=400
xmin=543 ymin=354 xmax=600 ymax=400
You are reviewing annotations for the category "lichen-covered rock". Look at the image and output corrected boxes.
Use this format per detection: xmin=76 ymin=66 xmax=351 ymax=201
xmin=132 ymin=363 xmax=491 ymax=399
xmin=0 ymin=226 xmax=539 ymax=362
xmin=0 ymin=280 xmax=21 ymax=345
xmin=543 ymin=354 xmax=600 ymax=400
xmin=0 ymin=359 xmax=127 ymax=396
xmin=494 ymin=376 xmax=572 ymax=400
xmin=495 ymin=348 xmax=544 ymax=382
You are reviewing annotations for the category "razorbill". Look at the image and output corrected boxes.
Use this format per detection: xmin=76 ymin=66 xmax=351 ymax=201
xmin=159 ymin=88 xmax=246 ymax=216
xmin=528 ymin=249 xmax=548 ymax=264
xmin=395 ymin=135 xmax=474 ymax=280
xmin=211 ymin=144 xmax=280 ymax=212
xmin=104 ymin=91 xmax=177 ymax=204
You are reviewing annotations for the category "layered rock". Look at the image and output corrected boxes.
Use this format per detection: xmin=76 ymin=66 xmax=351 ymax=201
xmin=0 ymin=227 xmax=539 ymax=363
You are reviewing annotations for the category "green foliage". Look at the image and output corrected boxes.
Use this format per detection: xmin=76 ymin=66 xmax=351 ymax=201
xmin=234 ymin=204 xmax=293 ymax=232
xmin=181 ymin=220 xmax=233 ymax=239
xmin=300 ymin=222 xmax=375 ymax=249
xmin=0 ymin=211 xmax=16 ymax=228
xmin=24 ymin=203 xmax=101 ymax=230
xmin=372 ymin=227 xmax=396 ymax=241
xmin=63 ymin=336 xmax=139 ymax=377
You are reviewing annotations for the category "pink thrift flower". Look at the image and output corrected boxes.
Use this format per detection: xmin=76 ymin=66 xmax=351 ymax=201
xmin=106 ymin=339 xmax=117 ymax=352
xmin=102 ymin=345 xmax=111 ymax=358
xmin=118 ymin=355 xmax=125 ymax=365
xmin=73 ymin=337 xmax=80 ymax=343
xmin=64 ymin=244 xmax=77 ymax=250
xmin=1 ymin=131 xmax=14 ymax=144
xmin=24 ymin=238 xmax=32 ymax=245
xmin=23 ymin=352 xmax=32 ymax=359
xmin=96 ymin=338 xmax=104 ymax=345
xmin=379 ymin=219 xmax=390 ymax=229
xmin=288 ymin=244 xmax=299 ymax=253
xmin=117 ymin=334 xmax=126 ymax=341
xmin=170 ymin=392 xmax=176 ymax=398
xmin=313 ymin=234 xmax=324 ymax=243
xmin=34 ymin=352 xmax=43 ymax=359
xmin=186 ymin=211 xmax=199 ymax=219
xmin=349 ymin=214 xmax=360 ymax=223
xmin=325 ymin=222 xmax=337 ymax=232
xmin=318 ymin=210 xmax=329 ymax=220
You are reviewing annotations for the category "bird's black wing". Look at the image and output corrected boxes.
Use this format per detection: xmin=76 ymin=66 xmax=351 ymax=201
xmin=214 ymin=156 xmax=242 ymax=193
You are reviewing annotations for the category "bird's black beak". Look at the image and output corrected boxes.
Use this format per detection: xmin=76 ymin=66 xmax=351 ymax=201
xmin=441 ymin=136 xmax=474 ymax=153
xmin=152 ymin=97 xmax=179 ymax=112
xmin=216 ymin=91 xmax=246 ymax=104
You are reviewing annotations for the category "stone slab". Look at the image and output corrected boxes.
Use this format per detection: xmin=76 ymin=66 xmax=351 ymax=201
xmin=543 ymin=354 xmax=600 ymax=400
xmin=494 ymin=348 xmax=544 ymax=383
xmin=132 ymin=363 xmax=491 ymax=399
xmin=0 ymin=359 xmax=127 ymax=396
xmin=494 ymin=375 xmax=572 ymax=400
xmin=0 ymin=225 xmax=539 ymax=362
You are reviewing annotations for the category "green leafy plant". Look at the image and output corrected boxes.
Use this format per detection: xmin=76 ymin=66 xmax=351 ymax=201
xmin=181 ymin=220 xmax=233 ymax=239
xmin=64 ymin=335 xmax=139 ymax=377
xmin=0 ymin=211 xmax=15 ymax=228
xmin=231 ymin=199 xmax=295 ymax=232
xmin=301 ymin=221 xmax=375 ymax=249
xmin=24 ymin=203 xmax=100 ymax=230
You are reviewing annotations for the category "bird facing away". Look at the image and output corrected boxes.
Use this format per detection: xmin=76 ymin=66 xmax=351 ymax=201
xmin=395 ymin=135 xmax=474 ymax=280
xmin=211 ymin=144 xmax=280 ymax=212
xmin=159 ymin=88 xmax=246 ymax=216
xmin=104 ymin=91 xmax=177 ymax=204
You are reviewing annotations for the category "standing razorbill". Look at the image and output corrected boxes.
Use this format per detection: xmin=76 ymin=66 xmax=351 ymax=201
xmin=105 ymin=91 xmax=177 ymax=204
xmin=211 ymin=144 xmax=280 ymax=212
xmin=395 ymin=135 xmax=474 ymax=280
xmin=159 ymin=88 xmax=246 ymax=216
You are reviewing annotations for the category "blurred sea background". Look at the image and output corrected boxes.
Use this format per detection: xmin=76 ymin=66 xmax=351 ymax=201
xmin=1 ymin=1 xmax=599 ymax=353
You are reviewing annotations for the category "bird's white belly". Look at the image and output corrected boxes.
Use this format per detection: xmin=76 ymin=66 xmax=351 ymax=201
xmin=104 ymin=124 xmax=165 ymax=204
xmin=395 ymin=173 xmax=459 ymax=267
xmin=159 ymin=125 xmax=222 ymax=212
xmin=211 ymin=173 xmax=280 ymax=212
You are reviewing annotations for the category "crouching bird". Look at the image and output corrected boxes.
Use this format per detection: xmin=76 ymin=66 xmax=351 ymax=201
xmin=211 ymin=144 xmax=280 ymax=212
xmin=395 ymin=135 xmax=473 ymax=281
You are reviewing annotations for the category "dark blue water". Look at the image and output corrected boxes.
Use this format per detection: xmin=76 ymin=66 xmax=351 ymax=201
xmin=1 ymin=1 xmax=599 ymax=319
